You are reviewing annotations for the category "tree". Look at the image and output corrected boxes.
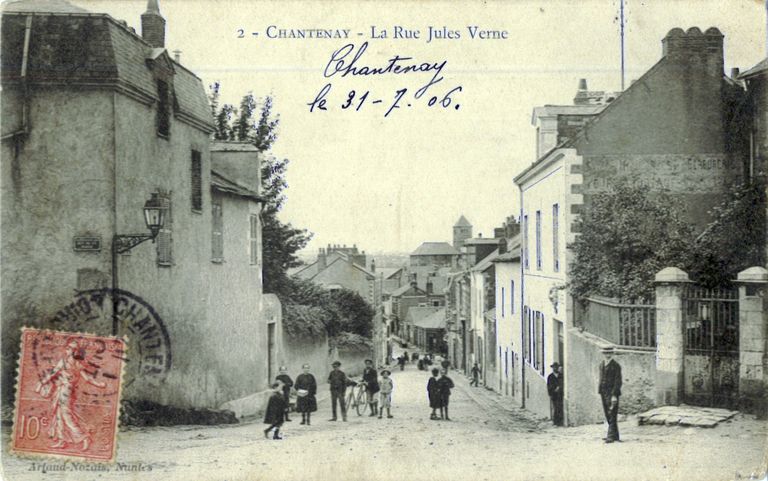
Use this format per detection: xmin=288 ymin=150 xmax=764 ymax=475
xmin=689 ymin=181 xmax=766 ymax=287
xmin=569 ymin=182 xmax=695 ymax=301
xmin=208 ymin=84 xmax=312 ymax=293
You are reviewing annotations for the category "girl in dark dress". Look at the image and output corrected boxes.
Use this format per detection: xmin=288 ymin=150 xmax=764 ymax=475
xmin=294 ymin=363 xmax=318 ymax=425
xmin=437 ymin=369 xmax=455 ymax=421
xmin=427 ymin=368 xmax=441 ymax=420
xmin=264 ymin=382 xmax=287 ymax=440
xmin=275 ymin=366 xmax=294 ymax=422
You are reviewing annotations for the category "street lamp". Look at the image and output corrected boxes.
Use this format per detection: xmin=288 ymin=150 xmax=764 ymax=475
xmin=111 ymin=192 xmax=167 ymax=333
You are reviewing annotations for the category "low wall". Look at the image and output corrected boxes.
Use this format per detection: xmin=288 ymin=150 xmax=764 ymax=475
xmin=567 ymin=329 xmax=656 ymax=425
xmin=281 ymin=332 xmax=332 ymax=385
xmin=335 ymin=345 xmax=373 ymax=378
xmin=523 ymin=364 xmax=551 ymax=420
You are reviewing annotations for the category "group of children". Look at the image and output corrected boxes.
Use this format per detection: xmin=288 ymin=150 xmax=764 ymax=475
xmin=263 ymin=364 xmax=318 ymax=440
xmin=427 ymin=368 xmax=455 ymax=420
xmin=262 ymin=359 xmax=455 ymax=440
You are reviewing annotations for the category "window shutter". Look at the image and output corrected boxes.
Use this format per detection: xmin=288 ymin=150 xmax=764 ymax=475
xmin=156 ymin=194 xmax=172 ymax=265
xmin=191 ymin=151 xmax=202 ymax=211
xmin=553 ymin=204 xmax=560 ymax=272
xmin=212 ymin=200 xmax=223 ymax=261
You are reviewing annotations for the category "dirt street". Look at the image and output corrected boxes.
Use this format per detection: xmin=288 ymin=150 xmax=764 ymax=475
xmin=2 ymin=360 xmax=766 ymax=481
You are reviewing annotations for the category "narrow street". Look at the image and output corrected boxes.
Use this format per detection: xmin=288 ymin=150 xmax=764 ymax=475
xmin=2 ymin=356 xmax=766 ymax=481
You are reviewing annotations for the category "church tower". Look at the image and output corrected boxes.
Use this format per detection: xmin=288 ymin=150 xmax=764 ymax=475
xmin=453 ymin=215 xmax=472 ymax=249
xmin=141 ymin=0 xmax=166 ymax=48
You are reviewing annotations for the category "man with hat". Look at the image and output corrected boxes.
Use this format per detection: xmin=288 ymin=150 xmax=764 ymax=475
xmin=327 ymin=361 xmax=354 ymax=422
xmin=547 ymin=361 xmax=564 ymax=426
xmin=598 ymin=346 xmax=622 ymax=443
xmin=362 ymin=359 xmax=380 ymax=417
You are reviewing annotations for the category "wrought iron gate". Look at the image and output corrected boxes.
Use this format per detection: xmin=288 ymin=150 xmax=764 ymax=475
xmin=682 ymin=286 xmax=739 ymax=408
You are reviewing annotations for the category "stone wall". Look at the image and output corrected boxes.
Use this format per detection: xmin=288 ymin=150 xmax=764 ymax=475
xmin=567 ymin=330 xmax=656 ymax=425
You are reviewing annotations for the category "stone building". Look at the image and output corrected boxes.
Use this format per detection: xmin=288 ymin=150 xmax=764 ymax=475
xmin=512 ymin=27 xmax=749 ymax=424
xmin=1 ymin=0 xmax=278 ymax=409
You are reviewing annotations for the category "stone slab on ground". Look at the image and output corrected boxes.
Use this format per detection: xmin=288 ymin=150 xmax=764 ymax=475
xmin=638 ymin=405 xmax=738 ymax=427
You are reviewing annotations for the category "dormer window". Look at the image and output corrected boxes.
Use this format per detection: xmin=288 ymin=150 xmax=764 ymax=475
xmin=156 ymin=79 xmax=170 ymax=137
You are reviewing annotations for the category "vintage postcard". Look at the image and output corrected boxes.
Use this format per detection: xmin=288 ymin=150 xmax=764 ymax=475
xmin=0 ymin=0 xmax=766 ymax=480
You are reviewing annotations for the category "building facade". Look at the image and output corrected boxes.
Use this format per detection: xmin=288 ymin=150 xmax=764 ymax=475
xmin=1 ymin=0 xmax=276 ymax=409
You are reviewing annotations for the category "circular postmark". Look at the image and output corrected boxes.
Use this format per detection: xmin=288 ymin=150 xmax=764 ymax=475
xmin=40 ymin=288 xmax=172 ymax=391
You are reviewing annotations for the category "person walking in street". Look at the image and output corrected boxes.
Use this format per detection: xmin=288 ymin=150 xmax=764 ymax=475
xmin=598 ymin=346 xmax=622 ymax=443
xmin=275 ymin=366 xmax=294 ymax=422
xmin=294 ymin=363 xmax=317 ymax=426
xmin=403 ymin=351 xmax=409 ymax=364
xmin=427 ymin=367 xmax=441 ymax=420
xmin=378 ymin=369 xmax=394 ymax=419
xmin=437 ymin=369 xmax=454 ymax=421
xmin=398 ymin=355 xmax=406 ymax=371
xmin=362 ymin=359 xmax=380 ymax=417
xmin=470 ymin=362 xmax=481 ymax=387
xmin=263 ymin=382 xmax=287 ymax=440
xmin=328 ymin=361 xmax=354 ymax=422
xmin=547 ymin=362 xmax=564 ymax=426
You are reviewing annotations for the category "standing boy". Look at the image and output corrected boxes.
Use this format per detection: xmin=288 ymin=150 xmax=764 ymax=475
xmin=276 ymin=366 xmax=294 ymax=422
xmin=427 ymin=368 xmax=441 ymax=420
xmin=470 ymin=362 xmax=481 ymax=387
xmin=328 ymin=361 xmax=354 ymax=422
xmin=437 ymin=369 xmax=455 ymax=421
xmin=263 ymin=382 xmax=287 ymax=440
xmin=378 ymin=369 xmax=394 ymax=419
xmin=362 ymin=359 xmax=380 ymax=417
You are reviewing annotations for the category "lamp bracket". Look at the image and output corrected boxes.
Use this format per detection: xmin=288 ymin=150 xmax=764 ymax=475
xmin=113 ymin=234 xmax=155 ymax=255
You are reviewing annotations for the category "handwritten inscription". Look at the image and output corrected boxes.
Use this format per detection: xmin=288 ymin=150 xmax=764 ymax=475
xmin=309 ymin=42 xmax=462 ymax=116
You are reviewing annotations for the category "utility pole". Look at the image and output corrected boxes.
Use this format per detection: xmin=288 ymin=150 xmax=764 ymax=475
xmin=620 ymin=0 xmax=626 ymax=91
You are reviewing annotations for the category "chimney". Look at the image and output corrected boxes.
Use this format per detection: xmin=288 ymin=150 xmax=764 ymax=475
xmin=498 ymin=238 xmax=507 ymax=255
xmin=493 ymin=227 xmax=505 ymax=239
xmin=173 ymin=49 xmax=181 ymax=63
xmin=410 ymin=272 xmax=418 ymax=288
xmin=371 ymin=259 xmax=376 ymax=273
xmin=141 ymin=0 xmax=166 ymax=48
xmin=662 ymin=27 xmax=723 ymax=75
xmin=318 ymin=249 xmax=327 ymax=270
xmin=578 ymin=78 xmax=588 ymax=91
xmin=426 ymin=278 xmax=433 ymax=295
xmin=730 ymin=67 xmax=740 ymax=79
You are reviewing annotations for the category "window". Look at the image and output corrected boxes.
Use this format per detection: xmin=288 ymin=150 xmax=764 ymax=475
xmin=510 ymin=280 xmax=515 ymax=314
xmin=501 ymin=287 xmax=505 ymax=317
xmin=156 ymin=80 xmax=170 ymax=137
xmin=523 ymin=214 xmax=529 ymax=270
xmin=553 ymin=203 xmax=560 ymax=272
xmin=249 ymin=213 xmax=259 ymax=265
xmin=535 ymin=210 xmax=542 ymax=270
xmin=524 ymin=307 xmax=545 ymax=376
xmin=156 ymin=193 xmax=172 ymax=266
xmin=191 ymin=150 xmax=202 ymax=212
xmin=432 ymin=300 xmax=440 ymax=307
xmin=211 ymin=200 xmax=223 ymax=262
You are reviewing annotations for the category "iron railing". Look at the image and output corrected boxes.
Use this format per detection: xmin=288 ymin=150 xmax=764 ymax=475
xmin=578 ymin=296 xmax=656 ymax=348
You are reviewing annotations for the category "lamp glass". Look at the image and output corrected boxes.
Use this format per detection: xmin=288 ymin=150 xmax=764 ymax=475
xmin=143 ymin=193 xmax=166 ymax=236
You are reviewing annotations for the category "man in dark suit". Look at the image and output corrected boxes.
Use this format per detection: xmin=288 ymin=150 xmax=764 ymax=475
xmin=547 ymin=362 xmax=564 ymax=426
xmin=598 ymin=346 xmax=622 ymax=443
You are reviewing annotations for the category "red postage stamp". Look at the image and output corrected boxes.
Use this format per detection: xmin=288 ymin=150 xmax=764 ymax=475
xmin=11 ymin=328 xmax=127 ymax=463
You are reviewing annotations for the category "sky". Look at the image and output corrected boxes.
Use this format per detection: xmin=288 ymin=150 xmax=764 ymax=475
xmin=73 ymin=0 xmax=767 ymax=255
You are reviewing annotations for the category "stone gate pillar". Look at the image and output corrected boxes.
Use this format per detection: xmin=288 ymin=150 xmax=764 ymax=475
xmin=654 ymin=267 xmax=690 ymax=405
xmin=735 ymin=267 xmax=768 ymax=417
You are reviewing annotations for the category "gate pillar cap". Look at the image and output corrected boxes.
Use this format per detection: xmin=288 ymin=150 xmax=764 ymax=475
xmin=736 ymin=266 xmax=768 ymax=284
xmin=655 ymin=267 xmax=691 ymax=283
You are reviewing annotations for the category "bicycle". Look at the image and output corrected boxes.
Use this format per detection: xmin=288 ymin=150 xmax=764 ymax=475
xmin=345 ymin=380 xmax=368 ymax=416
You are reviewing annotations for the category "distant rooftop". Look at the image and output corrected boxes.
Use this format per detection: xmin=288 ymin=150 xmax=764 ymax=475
xmin=411 ymin=242 xmax=459 ymax=256
xmin=454 ymin=215 xmax=471 ymax=227
xmin=2 ymin=0 xmax=88 ymax=13
xmin=740 ymin=58 xmax=768 ymax=80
